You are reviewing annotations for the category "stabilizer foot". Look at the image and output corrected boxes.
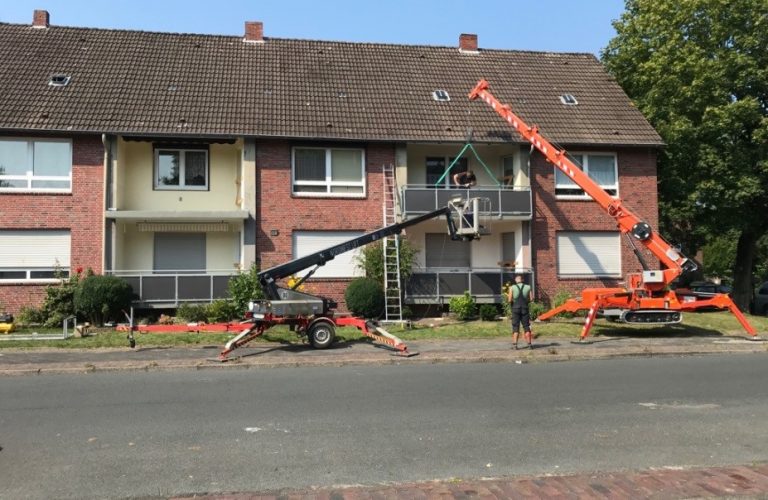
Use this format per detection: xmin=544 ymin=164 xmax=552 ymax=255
xmin=392 ymin=350 xmax=419 ymax=357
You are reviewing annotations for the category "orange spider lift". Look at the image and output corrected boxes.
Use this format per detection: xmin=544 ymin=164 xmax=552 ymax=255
xmin=469 ymin=79 xmax=759 ymax=341
xmin=214 ymin=198 xmax=483 ymax=361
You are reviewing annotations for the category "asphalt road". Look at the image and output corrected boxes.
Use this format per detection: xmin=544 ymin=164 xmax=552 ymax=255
xmin=1 ymin=354 xmax=767 ymax=499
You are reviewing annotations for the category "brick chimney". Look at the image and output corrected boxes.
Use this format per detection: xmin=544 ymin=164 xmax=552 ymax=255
xmin=244 ymin=21 xmax=263 ymax=43
xmin=32 ymin=9 xmax=50 ymax=28
xmin=459 ymin=33 xmax=478 ymax=53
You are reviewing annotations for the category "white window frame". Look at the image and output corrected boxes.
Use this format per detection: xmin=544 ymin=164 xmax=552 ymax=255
xmin=291 ymin=147 xmax=366 ymax=197
xmin=0 ymin=230 xmax=71 ymax=283
xmin=154 ymin=148 xmax=209 ymax=191
xmin=556 ymin=231 xmax=621 ymax=278
xmin=555 ymin=152 xmax=618 ymax=200
xmin=0 ymin=138 xmax=72 ymax=193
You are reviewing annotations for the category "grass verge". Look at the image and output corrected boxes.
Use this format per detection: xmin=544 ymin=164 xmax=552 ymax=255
xmin=0 ymin=312 xmax=766 ymax=350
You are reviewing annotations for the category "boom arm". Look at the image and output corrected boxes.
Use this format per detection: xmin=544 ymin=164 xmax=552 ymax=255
xmin=469 ymin=80 xmax=696 ymax=286
xmin=259 ymin=206 xmax=457 ymax=300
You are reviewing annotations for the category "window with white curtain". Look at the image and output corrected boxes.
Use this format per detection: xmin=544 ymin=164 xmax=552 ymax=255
xmin=154 ymin=148 xmax=209 ymax=190
xmin=555 ymin=153 xmax=618 ymax=198
xmin=292 ymin=147 xmax=365 ymax=196
xmin=0 ymin=138 xmax=72 ymax=192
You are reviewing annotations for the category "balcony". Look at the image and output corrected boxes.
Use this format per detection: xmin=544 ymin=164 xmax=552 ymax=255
xmin=405 ymin=268 xmax=534 ymax=304
xmin=400 ymin=185 xmax=532 ymax=219
xmin=107 ymin=270 xmax=237 ymax=308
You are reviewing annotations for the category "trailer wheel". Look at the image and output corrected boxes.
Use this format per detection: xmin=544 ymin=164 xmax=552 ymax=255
xmin=309 ymin=321 xmax=335 ymax=349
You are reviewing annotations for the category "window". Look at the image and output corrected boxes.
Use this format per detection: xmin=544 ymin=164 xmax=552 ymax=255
xmin=0 ymin=230 xmax=71 ymax=281
xmin=293 ymin=231 xmax=364 ymax=278
xmin=557 ymin=231 xmax=621 ymax=277
xmin=425 ymin=233 xmax=471 ymax=268
xmin=49 ymin=74 xmax=71 ymax=87
xmin=292 ymin=147 xmax=365 ymax=196
xmin=0 ymin=138 xmax=72 ymax=192
xmin=432 ymin=90 xmax=450 ymax=102
xmin=154 ymin=148 xmax=209 ymax=190
xmin=426 ymin=157 xmax=468 ymax=188
xmin=555 ymin=153 xmax=618 ymax=198
xmin=559 ymin=94 xmax=578 ymax=105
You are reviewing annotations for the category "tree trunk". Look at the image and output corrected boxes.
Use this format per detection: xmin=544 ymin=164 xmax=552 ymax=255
xmin=732 ymin=230 xmax=758 ymax=311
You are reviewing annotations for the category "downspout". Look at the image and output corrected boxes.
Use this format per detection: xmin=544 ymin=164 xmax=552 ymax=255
xmin=102 ymin=134 xmax=115 ymax=273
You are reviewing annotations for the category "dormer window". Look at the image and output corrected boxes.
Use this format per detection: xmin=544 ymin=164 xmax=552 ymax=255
xmin=49 ymin=74 xmax=71 ymax=87
xmin=560 ymin=94 xmax=578 ymax=105
xmin=432 ymin=90 xmax=450 ymax=102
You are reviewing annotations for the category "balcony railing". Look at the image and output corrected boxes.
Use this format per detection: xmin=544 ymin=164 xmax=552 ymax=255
xmin=400 ymin=185 xmax=532 ymax=218
xmin=404 ymin=267 xmax=534 ymax=304
xmin=106 ymin=270 xmax=238 ymax=307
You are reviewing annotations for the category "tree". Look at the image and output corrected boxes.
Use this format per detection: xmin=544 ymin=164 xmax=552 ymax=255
xmin=602 ymin=0 xmax=768 ymax=309
xmin=355 ymin=237 xmax=418 ymax=285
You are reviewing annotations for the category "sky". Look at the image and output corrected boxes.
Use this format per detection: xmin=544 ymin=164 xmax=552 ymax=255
xmin=2 ymin=0 xmax=627 ymax=56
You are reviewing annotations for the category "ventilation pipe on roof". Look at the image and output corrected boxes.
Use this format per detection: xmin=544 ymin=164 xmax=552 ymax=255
xmin=459 ymin=33 xmax=478 ymax=53
xmin=244 ymin=21 xmax=264 ymax=43
xmin=33 ymin=9 xmax=50 ymax=28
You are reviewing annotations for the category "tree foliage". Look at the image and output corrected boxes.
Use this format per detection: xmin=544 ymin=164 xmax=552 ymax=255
xmin=355 ymin=237 xmax=418 ymax=285
xmin=602 ymin=0 xmax=768 ymax=308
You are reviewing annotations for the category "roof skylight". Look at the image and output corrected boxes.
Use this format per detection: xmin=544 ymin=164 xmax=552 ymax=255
xmin=49 ymin=74 xmax=71 ymax=87
xmin=560 ymin=94 xmax=578 ymax=105
xmin=432 ymin=90 xmax=450 ymax=102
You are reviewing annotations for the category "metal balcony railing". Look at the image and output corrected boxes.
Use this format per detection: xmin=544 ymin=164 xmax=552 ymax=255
xmin=404 ymin=267 xmax=534 ymax=304
xmin=400 ymin=185 xmax=532 ymax=218
xmin=106 ymin=269 xmax=238 ymax=306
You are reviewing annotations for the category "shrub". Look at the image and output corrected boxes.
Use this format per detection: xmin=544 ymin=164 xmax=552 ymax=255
xmin=345 ymin=277 xmax=385 ymax=318
xmin=177 ymin=303 xmax=209 ymax=323
xmin=18 ymin=306 xmax=45 ymax=326
xmin=552 ymin=289 xmax=575 ymax=318
xmin=401 ymin=305 xmax=414 ymax=320
xmin=479 ymin=304 xmax=498 ymax=321
xmin=206 ymin=299 xmax=238 ymax=323
xmin=228 ymin=264 xmax=264 ymax=317
xmin=449 ymin=291 xmax=477 ymax=320
xmin=39 ymin=271 xmax=83 ymax=328
xmin=74 ymin=274 xmax=134 ymax=326
xmin=501 ymin=281 xmax=513 ymax=317
xmin=529 ymin=301 xmax=548 ymax=321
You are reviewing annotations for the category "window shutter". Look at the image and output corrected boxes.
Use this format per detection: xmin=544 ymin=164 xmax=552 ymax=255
xmin=0 ymin=230 xmax=71 ymax=267
xmin=557 ymin=232 xmax=620 ymax=277
xmin=425 ymin=233 xmax=471 ymax=268
xmin=292 ymin=231 xmax=364 ymax=278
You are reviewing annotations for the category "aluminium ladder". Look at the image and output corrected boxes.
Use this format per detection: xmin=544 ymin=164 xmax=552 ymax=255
xmin=382 ymin=163 xmax=404 ymax=323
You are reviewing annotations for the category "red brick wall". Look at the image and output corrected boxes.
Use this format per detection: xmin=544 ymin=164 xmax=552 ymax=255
xmin=255 ymin=140 xmax=392 ymax=310
xmin=0 ymin=135 xmax=104 ymax=313
xmin=531 ymin=147 xmax=659 ymax=304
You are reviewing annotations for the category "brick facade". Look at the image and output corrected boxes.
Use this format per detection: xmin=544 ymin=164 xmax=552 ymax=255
xmin=0 ymin=134 xmax=104 ymax=314
xmin=255 ymin=140 xmax=392 ymax=310
xmin=531 ymin=147 xmax=659 ymax=304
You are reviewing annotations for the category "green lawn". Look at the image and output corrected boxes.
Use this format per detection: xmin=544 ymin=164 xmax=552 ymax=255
xmin=1 ymin=311 xmax=766 ymax=350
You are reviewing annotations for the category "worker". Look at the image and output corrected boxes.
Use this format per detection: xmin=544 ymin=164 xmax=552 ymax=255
xmin=453 ymin=169 xmax=477 ymax=188
xmin=507 ymin=273 xmax=533 ymax=349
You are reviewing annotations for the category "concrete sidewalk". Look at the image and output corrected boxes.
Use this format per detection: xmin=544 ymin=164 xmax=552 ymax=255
xmin=0 ymin=333 xmax=766 ymax=376
xmin=171 ymin=463 xmax=768 ymax=499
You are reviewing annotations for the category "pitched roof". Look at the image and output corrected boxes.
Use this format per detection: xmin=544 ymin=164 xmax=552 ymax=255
xmin=0 ymin=22 xmax=663 ymax=146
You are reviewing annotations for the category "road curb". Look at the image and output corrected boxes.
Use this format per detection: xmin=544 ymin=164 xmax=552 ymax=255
xmin=0 ymin=341 xmax=765 ymax=376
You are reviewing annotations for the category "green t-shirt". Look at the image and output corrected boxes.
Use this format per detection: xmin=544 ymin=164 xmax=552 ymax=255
xmin=510 ymin=283 xmax=531 ymax=300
